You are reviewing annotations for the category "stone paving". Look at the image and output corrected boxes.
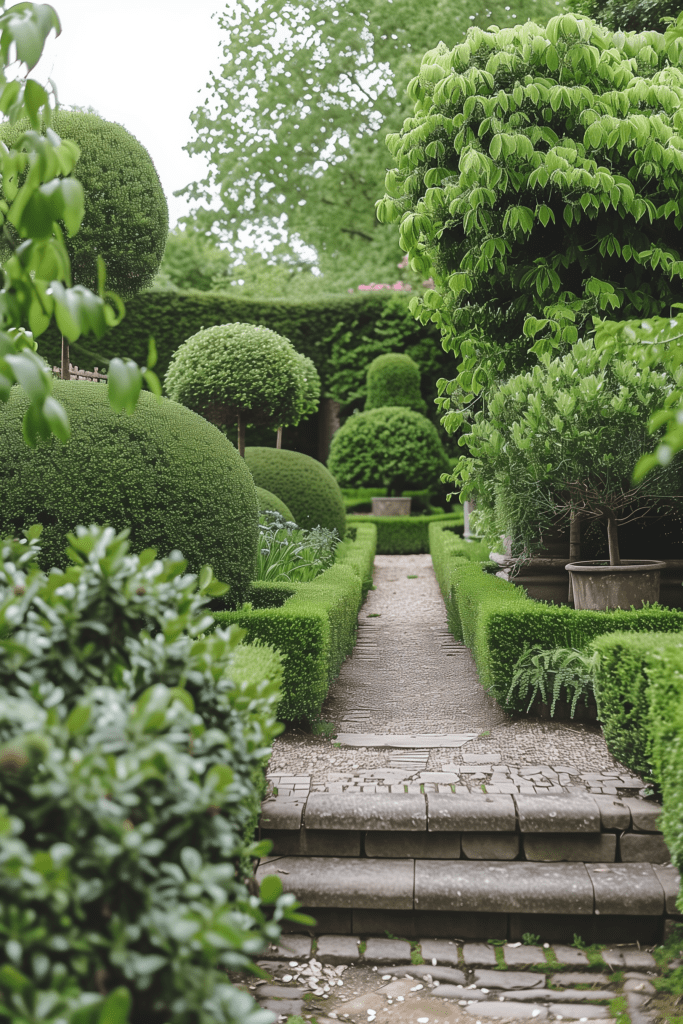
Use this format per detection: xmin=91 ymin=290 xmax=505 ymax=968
xmin=241 ymin=936 xmax=664 ymax=1023
xmin=268 ymin=555 xmax=644 ymax=800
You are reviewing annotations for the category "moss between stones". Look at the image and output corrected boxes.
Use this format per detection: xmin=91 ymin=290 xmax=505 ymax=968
xmin=0 ymin=383 xmax=258 ymax=601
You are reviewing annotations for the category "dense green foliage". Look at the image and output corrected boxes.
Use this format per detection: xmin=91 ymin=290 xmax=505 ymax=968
xmin=454 ymin=340 xmax=683 ymax=557
xmin=509 ymin=645 xmax=598 ymax=715
xmin=245 ymin=447 xmax=346 ymax=538
xmin=255 ymin=485 xmax=294 ymax=520
xmin=0 ymin=383 xmax=258 ymax=602
xmin=377 ymin=16 xmax=683 ymax=418
xmin=648 ymin=644 xmax=683 ymax=883
xmin=257 ymin=511 xmax=339 ymax=583
xmin=351 ymin=511 xmax=463 ymax=553
xmin=164 ymin=323 xmax=319 ymax=438
xmin=181 ymin=0 xmax=561 ymax=285
xmin=328 ymin=406 xmax=450 ymax=495
xmin=0 ymin=524 xmax=298 ymax=1024
xmin=365 ymin=353 xmax=426 ymax=412
xmin=590 ymin=630 xmax=678 ymax=776
xmin=0 ymin=111 xmax=168 ymax=297
xmin=437 ymin=558 xmax=683 ymax=709
xmin=569 ymin=0 xmax=677 ymax=31
xmin=215 ymin=524 xmax=377 ymax=721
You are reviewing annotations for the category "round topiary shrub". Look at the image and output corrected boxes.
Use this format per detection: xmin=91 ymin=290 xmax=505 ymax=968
xmin=328 ymin=406 xmax=450 ymax=495
xmin=365 ymin=353 xmax=426 ymax=414
xmin=164 ymin=323 xmax=320 ymax=456
xmin=245 ymin=447 xmax=346 ymax=537
xmin=0 ymin=382 xmax=258 ymax=600
xmin=255 ymin=485 xmax=294 ymax=521
xmin=0 ymin=111 xmax=168 ymax=296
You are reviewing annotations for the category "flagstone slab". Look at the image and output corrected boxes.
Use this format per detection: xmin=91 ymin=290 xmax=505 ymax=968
xmin=415 ymin=861 xmax=593 ymax=915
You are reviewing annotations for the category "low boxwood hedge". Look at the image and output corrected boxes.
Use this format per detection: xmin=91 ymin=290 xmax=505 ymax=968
xmin=433 ymin=542 xmax=683 ymax=712
xmin=214 ymin=523 xmax=377 ymax=721
xmin=350 ymin=510 xmax=463 ymax=554
xmin=648 ymin=645 xmax=683 ymax=882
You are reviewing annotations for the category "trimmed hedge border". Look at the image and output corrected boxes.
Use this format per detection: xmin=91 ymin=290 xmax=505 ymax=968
xmin=350 ymin=511 xmax=463 ymax=554
xmin=428 ymin=523 xmax=683 ymax=712
xmin=214 ymin=523 xmax=377 ymax=722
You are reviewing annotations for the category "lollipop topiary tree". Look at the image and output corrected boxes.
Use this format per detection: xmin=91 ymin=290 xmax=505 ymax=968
xmin=164 ymin=322 xmax=320 ymax=456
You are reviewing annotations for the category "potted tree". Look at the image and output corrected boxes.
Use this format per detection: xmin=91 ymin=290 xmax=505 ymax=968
xmin=164 ymin=323 xmax=320 ymax=457
xmin=452 ymin=340 xmax=682 ymax=609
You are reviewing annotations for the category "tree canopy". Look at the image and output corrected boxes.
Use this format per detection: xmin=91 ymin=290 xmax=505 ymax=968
xmin=180 ymin=0 xmax=563 ymax=287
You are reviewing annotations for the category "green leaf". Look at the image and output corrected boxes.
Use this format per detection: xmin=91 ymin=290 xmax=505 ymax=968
xmin=67 ymin=705 xmax=90 ymax=736
xmin=108 ymin=358 xmax=142 ymax=415
xmin=41 ymin=395 xmax=70 ymax=443
xmin=259 ymin=874 xmax=284 ymax=904
xmin=97 ymin=988 xmax=132 ymax=1024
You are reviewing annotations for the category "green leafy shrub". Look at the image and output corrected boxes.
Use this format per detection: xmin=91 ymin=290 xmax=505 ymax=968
xmin=443 ymin=561 xmax=683 ymax=710
xmin=328 ymin=407 xmax=450 ymax=496
xmin=0 ymin=111 xmax=168 ymax=296
xmin=377 ymin=16 xmax=683 ymax=418
xmin=257 ymin=511 xmax=339 ymax=582
xmin=509 ymin=646 xmax=598 ymax=716
xmin=647 ymin=645 xmax=683 ymax=884
xmin=245 ymin=446 xmax=346 ymax=538
xmin=591 ymin=631 xmax=683 ymax=777
xmin=255 ymin=485 xmax=294 ymax=520
xmin=352 ymin=511 xmax=463 ymax=554
xmin=0 ymin=524 xmax=299 ymax=1024
xmin=215 ymin=524 xmax=377 ymax=721
xmin=429 ymin=520 xmax=490 ymax=604
xmin=365 ymin=353 xmax=426 ymax=413
xmin=453 ymin=340 xmax=682 ymax=559
xmin=0 ymin=383 xmax=258 ymax=603
xmin=164 ymin=323 xmax=320 ymax=456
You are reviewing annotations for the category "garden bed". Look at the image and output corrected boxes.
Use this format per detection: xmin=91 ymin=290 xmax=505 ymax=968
xmin=214 ymin=523 xmax=377 ymax=722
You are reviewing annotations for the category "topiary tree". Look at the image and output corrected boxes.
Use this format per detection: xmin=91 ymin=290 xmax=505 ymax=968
xmin=0 ymin=111 xmax=169 ymax=298
xmin=365 ymin=352 xmax=427 ymax=413
xmin=328 ymin=406 xmax=450 ymax=496
xmin=0 ymin=382 xmax=258 ymax=602
xmin=245 ymin=447 xmax=346 ymax=536
xmin=164 ymin=323 xmax=320 ymax=456
xmin=376 ymin=17 xmax=683 ymax=432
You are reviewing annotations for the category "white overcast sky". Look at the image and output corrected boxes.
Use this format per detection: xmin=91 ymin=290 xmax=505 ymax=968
xmin=33 ymin=0 xmax=225 ymax=228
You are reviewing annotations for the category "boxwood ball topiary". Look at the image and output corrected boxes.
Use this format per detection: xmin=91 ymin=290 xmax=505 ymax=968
xmin=365 ymin=353 xmax=426 ymax=414
xmin=0 ymin=111 xmax=168 ymax=297
xmin=245 ymin=447 xmax=346 ymax=538
xmin=0 ymin=383 xmax=258 ymax=600
xmin=328 ymin=406 xmax=450 ymax=496
xmin=255 ymin=486 xmax=294 ymax=522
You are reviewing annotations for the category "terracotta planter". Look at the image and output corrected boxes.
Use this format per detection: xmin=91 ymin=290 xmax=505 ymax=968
xmin=371 ymin=496 xmax=412 ymax=517
xmin=565 ymin=559 xmax=667 ymax=611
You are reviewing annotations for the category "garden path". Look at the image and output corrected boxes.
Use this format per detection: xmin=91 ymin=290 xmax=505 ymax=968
xmin=267 ymin=555 xmax=643 ymax=801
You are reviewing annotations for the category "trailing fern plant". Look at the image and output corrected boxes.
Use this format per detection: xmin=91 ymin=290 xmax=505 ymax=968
xmin=508 ymin=646 xmax=599 ymax=716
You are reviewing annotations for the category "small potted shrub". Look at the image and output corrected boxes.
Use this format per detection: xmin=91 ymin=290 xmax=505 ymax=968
xmin=328 ymin=405 xmax=450 ymax=514
xmin=453 ymin=340 xmax=682 ymax=609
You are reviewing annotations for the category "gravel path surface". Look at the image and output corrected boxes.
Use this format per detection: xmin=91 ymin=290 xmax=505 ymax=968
xmin=268 ymin=555 xmax=641 ymax=799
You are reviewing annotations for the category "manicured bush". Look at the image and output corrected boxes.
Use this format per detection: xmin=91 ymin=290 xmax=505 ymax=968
xmin=328 ymin=406 xmax=450 ymax=496
xmin=590 ymin=631 xmax=683 ymax=778
xmin=214 ymin=524 xmax=377 ymax=721
xmin=0 ymin=525 xmax=297 ymax=1024
xmin=256 ymin=485 xmax=294 ymax=520
xmin=0 ymin=382 xmax=258 ymax=603
xmin=351 ymin=510 xmax=463 ymax=554
xmin=440 ymin=559 xmax=683 ymax=711
xmin=378 ymin=17 xmax=683 ymax=408
xmin=0 ymin=111 xmax=168 ymax=296
xmin=365 ymin=353 xmax=426 ymax=413
xmin=429 ymin=520 xmax=489 ymax=599
xmin=648 ymin=646 xmax=683 ymax=884
xmin=164 ymin=323 xmax=320 ymax=455
xmin=245 ymin=446 xmax=346 ymax=538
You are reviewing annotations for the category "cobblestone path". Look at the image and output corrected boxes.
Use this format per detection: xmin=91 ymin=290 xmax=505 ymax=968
xmin=268 ymin=555 xmax=642 ymax=800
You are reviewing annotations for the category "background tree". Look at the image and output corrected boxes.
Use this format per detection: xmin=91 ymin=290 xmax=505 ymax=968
xmin=377 ymin=17 xmax=683 ymax=435
xmin=568 ymin=0 xmax=678 ymax=31
xmin=164 ymin=322 xmax=320 ymax=456
xmin=179 ymin=0 xmax=563 ymax=289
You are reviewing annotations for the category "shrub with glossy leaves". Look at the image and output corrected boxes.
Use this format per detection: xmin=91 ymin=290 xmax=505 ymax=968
xmin=376 ymin=16 xmax=683 ymax=424
xmin=0 ymin=111 xmax=168 ymax=297
xmin=328 ymin=406 xmax=450 ymax=496
xmin=365 ymin=353 xmax=426 ymax=413
xmin=245 ymin=446 xmax=346 ymax=537
xmin=0 ymin=382 xmax=258 ymax=603
xmin=0 ymin=524 xmax=300 ymax=1024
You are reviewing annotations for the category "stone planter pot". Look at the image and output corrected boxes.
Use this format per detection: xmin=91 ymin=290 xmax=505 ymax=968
xmin=565 ymin=559 xmax=667 ymax=611
xmin=371 ymin=496 xmax=411 ymax=516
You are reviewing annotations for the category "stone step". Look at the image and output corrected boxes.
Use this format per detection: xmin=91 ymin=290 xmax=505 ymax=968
xmin=260 ymin=790 xmax=670 ymax=863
